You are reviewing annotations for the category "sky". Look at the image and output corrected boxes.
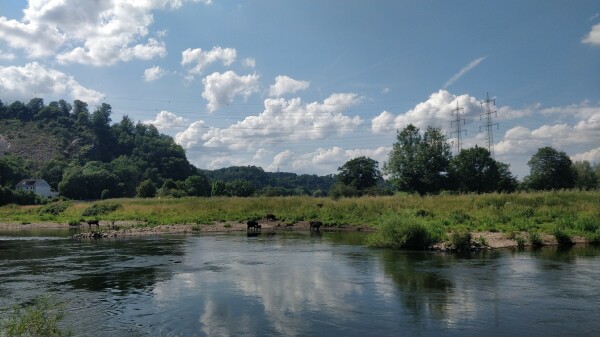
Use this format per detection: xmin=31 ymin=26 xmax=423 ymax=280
xmin=0 ymin=0 xmax=599 ymax=179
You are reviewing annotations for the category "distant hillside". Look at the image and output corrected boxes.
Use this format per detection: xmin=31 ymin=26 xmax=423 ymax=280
xmin=0 ymin=119 xmax=63 ymax=171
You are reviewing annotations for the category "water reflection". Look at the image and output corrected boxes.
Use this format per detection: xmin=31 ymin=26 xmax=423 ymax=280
xmin=0 ymin=233 xmax=599 ymax=336
xmin=377 ymin=250 xmax=454 ymax=320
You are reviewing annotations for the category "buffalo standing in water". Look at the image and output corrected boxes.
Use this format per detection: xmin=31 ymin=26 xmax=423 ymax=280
xmin=247 ymin=220 xmax=261 ymax=231
xmin=309 ymin=221 xmax=322 ymax=232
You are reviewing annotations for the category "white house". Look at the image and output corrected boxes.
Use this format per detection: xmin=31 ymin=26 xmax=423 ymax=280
xmin=15 ymin=179 xmax=57 ymax=198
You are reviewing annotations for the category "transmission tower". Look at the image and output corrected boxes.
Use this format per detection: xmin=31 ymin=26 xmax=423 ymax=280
xmin=450 ymin=101 xmax=466 ymax=154
xmin=480 ymin=93 xmax=499 ymax=157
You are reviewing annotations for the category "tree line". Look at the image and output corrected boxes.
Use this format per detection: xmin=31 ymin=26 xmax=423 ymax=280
xmin=0 ymin=98 xmax=598 ymax=205
xmin=329 ymin=124 xmax=599 ymax=197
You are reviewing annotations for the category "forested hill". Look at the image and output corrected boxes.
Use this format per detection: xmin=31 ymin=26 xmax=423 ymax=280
xmin=0 ymin=98 xmax=335 ymax=200
xmin=200 ymin=166 xmax=335 ymax=196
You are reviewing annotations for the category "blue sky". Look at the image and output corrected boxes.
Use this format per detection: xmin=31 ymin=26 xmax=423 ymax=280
xmin=0 ymin=0 xmax=599 ymax=178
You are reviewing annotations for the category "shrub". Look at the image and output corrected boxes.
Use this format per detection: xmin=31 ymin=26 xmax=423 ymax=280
xmin=67 ymin=219 xmax=80 ymax=226
xmin=367 ymin=215 xmax=436 ymax=250
xmin=553 ymin=228 xmax=574 ymax=246
xmin=38 ymin=201 xmax=71 ymax=216
xmin=529 ymin=232 xmax=544 ymax=248
xmin=450 ymin=229 xmax=472 ymax=251
xmin=515 ymin=236 xmax=526 ymax=248
xmin=82 ymin=203 xmax=120 ymax=217
xmin=0 ymin=296 xmax=71 ymax=337
xmin=586 ymin=230 xmax=600 ymax=245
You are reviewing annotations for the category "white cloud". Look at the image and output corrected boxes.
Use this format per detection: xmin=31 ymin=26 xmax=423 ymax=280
xmin=495 ymin=111 xmax=600 ymax=157
xmin=572 ymin=147 xmax=600 ymax=163
xmin=144 ymin=111 xmax=188 ymax=131
xmin=177 ymin=92 xmax=363 ymax=151
xmin=181 ymin=46 xmax=237 ymax=79
xmin=202 ymin=71 xmax=260 ymax=112
xmin=371 ymin=90 xmax=482 ymax=133
xmin=0 ymin=50 xmax=16 ymax=61
xmin=268 ymin=75 xmax=310 ymax=97
xmin=175 ymin=120 xmax=208 ymax=149
xmin=0 ymin=62 xmax=103 ymax=103
xmin=242 ymin=57 xmax=256 ymax=68
xmin=443 ymin=56 xmax=487 ymax=89
xmin=144 ymin=66 xmax=167 ymax=82
xmin=0 ymin=0 xmax=210 ymax=65
xmin=266 ymin=146 xmax=390 ymax=173
xmin=582 ymin=23 xmax=600 ymax=45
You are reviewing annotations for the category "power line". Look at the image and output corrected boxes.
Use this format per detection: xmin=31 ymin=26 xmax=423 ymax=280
xmin=480 ymin=92 xmax=499 ymax=157
xmin=450 ymin=101 xmax=466 ymax=154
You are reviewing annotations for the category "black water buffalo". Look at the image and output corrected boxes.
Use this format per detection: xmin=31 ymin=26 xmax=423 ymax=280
xmin=87 ymin=219 xmax=100 ymax=228
xmin=309 ymin=221 xmax=323 ymax=231
xmin=247 ymin=220 xmax=261 ymax=230
xmin=266 ymin=213 xmax=277 ymax=221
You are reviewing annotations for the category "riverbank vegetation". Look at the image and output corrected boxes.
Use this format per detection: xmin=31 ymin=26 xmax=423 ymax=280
xmin=1 ymin=190 xmax=598 ymax=246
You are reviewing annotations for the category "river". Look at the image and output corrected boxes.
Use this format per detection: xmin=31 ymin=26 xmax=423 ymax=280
xmin=1 ymin=231 xmax=599 ymax=336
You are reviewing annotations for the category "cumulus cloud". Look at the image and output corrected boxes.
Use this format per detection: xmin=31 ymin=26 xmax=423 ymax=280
xmin=176 ymin=92 xmax=363 ymax=151
xmin=495 ymin=111 xmax=600 ymax=157
xmin=0 ymin=62 xmax=103 ymax=103
xmin=582 ymin=23 xmax=600 ymax=45
xmin=443 ymin=56 xmax=487 ymax=89
xmin=202 ymin=71 xmax=260 ymax=112
xmin=0 ymin=50 xmax=16 ymax=61
xmin=371 ymin=90 xmax=482 ymax=133
xmin=572 ymin=147 xmax=600 ymax=163
xmin=266 ymin=146 xmax=390 ymax=173
xmin=143 ymin=111 xmax=188 ymax=131
xmin=0 ymin=0 xmax=210 ymax=65
xmin=144 ymin=66 xmax=167 ymax=82
xmin=268 ymin=75 xmax=310 ymax=97
xmin=181 ymin=46 xmax=237 ymax=79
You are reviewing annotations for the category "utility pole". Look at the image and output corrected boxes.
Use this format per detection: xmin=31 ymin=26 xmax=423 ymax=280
xmin=450 ymin=101 xmax=466 ymax=155
xmin=480 ymin=93 xmax=498 ymax=157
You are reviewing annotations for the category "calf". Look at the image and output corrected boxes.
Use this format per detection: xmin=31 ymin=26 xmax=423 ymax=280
xmin=247 ymin=220 xmax=261 ymax=231
xmin=309 ymin=221 xmax=323 ymax=232
xmin=266 ymin=213 xmax=277 ymax=221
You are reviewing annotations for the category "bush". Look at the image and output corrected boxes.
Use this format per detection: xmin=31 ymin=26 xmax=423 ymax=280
xmin=0 ymin=296 xmax=71 ymax=337
xmin=82 ymin=203 xmax=120 ymax=217
xmin=38 ymin=201 xmax=71 ymax=216
xmin=553 ymin=228 xmax=574 ymax=246
xmin=367 ymin=215 xmax=436 ymax=249
xmin=450 ymin=229 xmax=472 ymax=251
xmin=529 ymin=232 xmax=544 ymax=248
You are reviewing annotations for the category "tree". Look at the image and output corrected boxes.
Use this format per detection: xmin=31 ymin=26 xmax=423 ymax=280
xmin=573 ymin=161 xmax=598 ymax=191
xmin=185 ymin=175 xmax=211 ymax=197
xmin=525 ymin=147 xmax=576 ymax=190
xmin=337 ymin=156 xmax=382 ymax=191
xmin=384 ymin=124 xmax=451 ymax=194
xmin=211 ymin=180 xmax=228 ymax=196
xmin=136 ymin=179 xmax=157 ymax=198
xmin=227 ymin=179 xmax=255 ymax=197
xmin=449 ymin=146 xmax=517 ymax=193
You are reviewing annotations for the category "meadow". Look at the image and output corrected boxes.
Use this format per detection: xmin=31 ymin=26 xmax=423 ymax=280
xmin=2 ymin=190 xmax=599 ymax=247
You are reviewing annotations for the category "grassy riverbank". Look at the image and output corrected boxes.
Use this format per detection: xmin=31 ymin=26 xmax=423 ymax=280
xmin=1 ymin=191 xmax=598 ymax=247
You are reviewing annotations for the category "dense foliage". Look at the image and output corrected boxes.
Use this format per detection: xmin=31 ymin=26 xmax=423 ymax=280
xmin=0 ymin=98 xmax=597 ymax=204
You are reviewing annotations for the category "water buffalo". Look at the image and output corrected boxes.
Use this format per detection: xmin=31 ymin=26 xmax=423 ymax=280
xmin=266 ymin=213 xmax=277 ymax=221
xmin=309 ymin=221 xmax=323 ymax=232
xmin=87 ymin=219 xmax=100 ymax=228
xmin=247 ymin=220 xmax=261 ymax=231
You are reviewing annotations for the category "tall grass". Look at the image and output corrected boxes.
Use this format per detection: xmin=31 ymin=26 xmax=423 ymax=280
xmin=0 ymin=191 xmax=598 ymax=246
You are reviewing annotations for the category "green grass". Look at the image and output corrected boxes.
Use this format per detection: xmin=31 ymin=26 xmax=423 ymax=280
xmin=0 ymin=296 xmax=71 ymax=337
xmin=0 ymin=191 xmax=598 ymax=248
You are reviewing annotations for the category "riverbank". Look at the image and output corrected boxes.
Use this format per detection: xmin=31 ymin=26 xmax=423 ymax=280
xmin=0 ymin=220 xmax=588 ymax=249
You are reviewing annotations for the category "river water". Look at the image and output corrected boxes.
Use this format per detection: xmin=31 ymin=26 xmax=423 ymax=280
xmin=1 ymin=231 xmax=599 ymax=336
